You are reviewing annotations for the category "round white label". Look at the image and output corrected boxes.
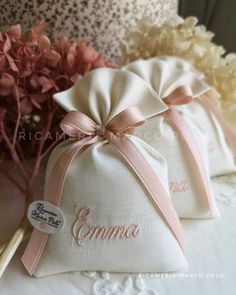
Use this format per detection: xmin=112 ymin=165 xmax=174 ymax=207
xmin=27 ymin=201 xmax=65 ymax=234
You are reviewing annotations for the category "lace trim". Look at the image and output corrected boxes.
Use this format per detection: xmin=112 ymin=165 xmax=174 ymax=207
xmin=81 ymin=271 xmax=159 ymax=295
xmin=212 ymin=175 xmax=236 ymax=207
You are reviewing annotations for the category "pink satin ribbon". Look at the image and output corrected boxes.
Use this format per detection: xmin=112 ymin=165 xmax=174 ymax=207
xmin=163 ymin=85 xmax=193 ymax=105
xmin=22 ymin=106 xmax=184 ymax=275
xmin=198 ymin=95 xmax=236 ymax=154
xmin=163 ymin=86 xmax=215 ymax=216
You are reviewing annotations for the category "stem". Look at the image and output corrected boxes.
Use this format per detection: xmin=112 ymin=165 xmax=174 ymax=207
xmin=30 ymin=105 xmax=56 ymax=189
xmin=0 ymin=160 xmax=25 ymax=194
xmin=0 ymin=244 xmax=6 ymax=256
xmin=38 ymin=106 xmax=55 ymax=157
xmin=0 ymin=216 xmax=32 ymax=278
xmin=12 ymin=82 xmax=21 ymax=148
xmin=0 ymin=228 xmax=31 ymax=255
xmin=41 ymin=105 xmax=63 ymax=160
xmin=0 ymin=125 xmax=29 ymax=183
xmin=41 ymin=135 xmax=62 ymax=159
xmin=16 ymin=141 xmax=29 ymax=173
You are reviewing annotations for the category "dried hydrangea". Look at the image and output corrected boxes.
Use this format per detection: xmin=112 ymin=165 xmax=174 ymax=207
xmin=0 ymin=21 xmax=116 ymax=200
xmin=121 ymin=16 xmax=236 ymax=115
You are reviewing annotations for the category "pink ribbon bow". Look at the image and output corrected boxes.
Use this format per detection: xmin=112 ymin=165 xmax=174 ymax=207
xmin=22 ymin=106 xmax=184 ymax=275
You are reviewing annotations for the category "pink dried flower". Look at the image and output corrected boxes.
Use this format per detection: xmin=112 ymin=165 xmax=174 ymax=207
xmin=0 ymin=20 xmax=117 ymax=200
xmin=0 ymin=73 xmax=15 ymax=96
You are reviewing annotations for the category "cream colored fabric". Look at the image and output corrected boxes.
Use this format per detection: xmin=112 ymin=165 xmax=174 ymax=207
xmin=33 ymin=69 xmax=187 ymax=277
xmin=123 ymin=58 xmax=209 ymax=98
xmin=180 ymin=100 xmax=236 ymax=176
xmin=53 ymin=69 xmax=168 ymax=121
xmin=143 ymin=56 xmax=205 ymax=79
xmin=150 ymin=57 xmax=236 ymax=176
xmin=123 ymin=58 xmax=220 ymax=218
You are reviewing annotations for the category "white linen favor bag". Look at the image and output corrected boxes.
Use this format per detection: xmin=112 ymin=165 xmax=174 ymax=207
xmin=124 ymin=58 xmax=220 ymax=219
xmin=22 ymin=69 xmax=187 ymax=277
xmin=153 ymin=56 xmax=236 ymax=176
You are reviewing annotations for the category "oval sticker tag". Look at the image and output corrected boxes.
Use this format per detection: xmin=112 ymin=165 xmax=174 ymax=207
xmin=27 ymin=201 xmax=65 ymax=234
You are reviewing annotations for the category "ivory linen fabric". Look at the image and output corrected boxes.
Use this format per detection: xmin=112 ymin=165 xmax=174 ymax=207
xmin=157 ymin=57 xmax=236 ymax=176
xmin=181 ymin=100 xmax=236 ymax=176
xmin=123 ymin=58 xmax=220 ymax=218
xmin=31 ymin=69 xmax=187 ymax=277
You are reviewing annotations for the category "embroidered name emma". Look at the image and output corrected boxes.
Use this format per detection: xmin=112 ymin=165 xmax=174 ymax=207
xmin=72 ymin=206 xmax=140 ymax=246
xmin=169 ymin=180 xmax=190 ymax=193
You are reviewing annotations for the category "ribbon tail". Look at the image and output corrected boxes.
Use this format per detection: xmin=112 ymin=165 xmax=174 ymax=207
xmin=22 ymin=136 xmax=98 ymax=275
xmin=198 ymin=95 xmax=236 ymax=154
xmin=107 ymin=132 xmax=185 ymax=251
xmin=166 ymin=108 xmax=215 ymax=217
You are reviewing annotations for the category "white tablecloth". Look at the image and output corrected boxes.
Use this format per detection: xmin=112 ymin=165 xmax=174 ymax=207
xmin=0 ymin=171 xmax=236 ymax=295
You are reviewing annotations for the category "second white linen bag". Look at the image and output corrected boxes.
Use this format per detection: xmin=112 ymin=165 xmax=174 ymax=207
xmin=124 ymin=58 xmax=220 ymax=219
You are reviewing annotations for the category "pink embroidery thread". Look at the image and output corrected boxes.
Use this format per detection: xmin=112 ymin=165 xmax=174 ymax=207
xmin=169 ymin=180 xmax=190 ymax=193
xmin=72 ymin=205 xmax=141 ymax=246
